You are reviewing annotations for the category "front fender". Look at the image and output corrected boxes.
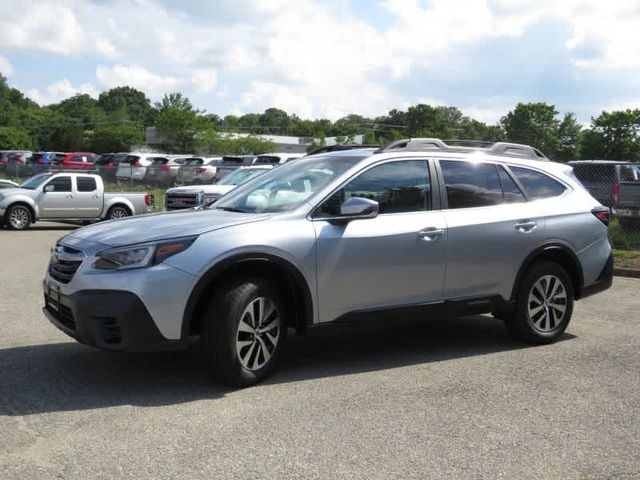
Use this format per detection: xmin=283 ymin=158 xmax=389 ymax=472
xmin=0 ymin=194 xmax=39 ymax=219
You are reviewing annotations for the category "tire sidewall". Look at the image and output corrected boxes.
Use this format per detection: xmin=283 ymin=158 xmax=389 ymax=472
xmin=514 ymin=261 xmax=574 ymax=343
xmin=204 ymin=279 xmax=287 ymax=387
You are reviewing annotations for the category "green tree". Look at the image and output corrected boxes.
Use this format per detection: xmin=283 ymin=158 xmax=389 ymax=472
xmin=91 ymin=125 xmax=145 ymax=153
xmin=0 ymin=126 xmax=34 ymax=149
xmin=555 ymin=113 xmax=582 ymax=162
xmin=500 ymin=103 xmax=561 ymax=157
xmin=198 ymin=130 xmax=276 ymax=155
xmin=97 ymin=86 xmax=153 ymax=125
xmin=154 ymin=93 xmax=208 ymax=152
xmin=50 ymin=94 xmax=106 ymax=125
xmin=580 ymin=109 xmax=640 ymax=161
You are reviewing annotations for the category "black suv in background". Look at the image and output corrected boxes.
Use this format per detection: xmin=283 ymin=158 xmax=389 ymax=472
xmin=571 ymin=160 xmax=640 ymax=231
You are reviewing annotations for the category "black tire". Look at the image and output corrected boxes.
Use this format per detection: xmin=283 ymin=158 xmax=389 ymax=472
xmin=202 ymin=278 xmax=287 ymax=387
xmin=106 ymin=205 xmax=130 ymax=220
xmin=5 ymin=204 xmax=32 ymax=230
xmin=505 ymin=261 xmax=574 ymax=344
xmin=618 ymin=217 xmax=640 ymax=233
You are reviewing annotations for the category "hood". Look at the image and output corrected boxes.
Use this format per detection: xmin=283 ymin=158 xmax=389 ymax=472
xmin=67 ymin=209 xmax=271 ymax=247
xmin=166 ymin=185 xmax=234 ymax=195
xmin=0 ymin=187 xmax=30 ymax=196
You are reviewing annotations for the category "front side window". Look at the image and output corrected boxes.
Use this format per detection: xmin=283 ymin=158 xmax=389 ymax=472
xmin=318 ymin=160 xmax=431 ymax=216
xmin=45 ymin=176 xmax=72 ymax=192
xmin=440 ymin=160 xmax=503 ymax=209
xmin=510 ymin=166 xmax=566 ymax=200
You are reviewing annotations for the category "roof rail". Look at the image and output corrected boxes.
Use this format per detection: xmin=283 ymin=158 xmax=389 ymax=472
xmin=376 ymin=138 xmax=548 ymax=161
xmin=306 ymin=144 xmax=379 ymax=156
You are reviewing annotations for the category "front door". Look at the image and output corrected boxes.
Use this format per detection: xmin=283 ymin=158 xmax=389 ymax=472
xmin=313 ymin=159 xmax=447 ymax=323
xmin=39 ymin=176 xmax=74 ymax=218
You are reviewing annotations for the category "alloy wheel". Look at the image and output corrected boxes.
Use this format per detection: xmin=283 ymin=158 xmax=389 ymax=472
xmin=9 ymin=207 xmax=30 ymax=229
xmin=235 ymin=297 xmax=281 ymax=371
xmin=527 ymin=275 xmax=567 ymax=332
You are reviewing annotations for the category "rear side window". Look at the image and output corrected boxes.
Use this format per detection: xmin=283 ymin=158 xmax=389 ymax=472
xmin=510 ymin=166 xmax=566 ymax=200
xmin=151 ymin=158 xmax=169 ymax=165
xmin=45 ymin=176 xmax=72 ymax=192
xmin=255 ymin=156 xmax=281 ymax=165
xmin=497 ymin=167 xmax=526 ymax=203
xmin=320 ymin=160 xmax=431 ymax=216
xmin=440 ymin=161 xmax=503 ymax=209
xmin=620 ymin=165 xmax=640 ymax=182
xmin=77 ymin=177 xmax=97 ymax=192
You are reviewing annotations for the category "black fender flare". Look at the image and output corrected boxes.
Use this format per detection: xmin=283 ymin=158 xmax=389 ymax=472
xmin=181 ymin=252 xmax=314 ymax=338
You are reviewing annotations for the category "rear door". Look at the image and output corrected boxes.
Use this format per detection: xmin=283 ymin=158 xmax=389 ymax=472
xmin=439 ymin=159 xmax=543 ymax=301
xmin=39 ymin=175 xmax=75 ymax=218
xmin=74 ymin=176 xmax=102 ymax=218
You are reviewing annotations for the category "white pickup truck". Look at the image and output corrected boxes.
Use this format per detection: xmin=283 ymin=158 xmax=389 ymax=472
xmin=0 ymin=172 xmax=152 ymax=230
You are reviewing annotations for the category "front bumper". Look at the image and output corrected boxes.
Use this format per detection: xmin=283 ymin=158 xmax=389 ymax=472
xmin=43 ymin=286 xmax=189 ymax=352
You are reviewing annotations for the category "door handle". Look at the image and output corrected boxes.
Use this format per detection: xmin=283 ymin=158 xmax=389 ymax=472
xmin=418 ymin=227 xmax=445 ymax=241
xmin=515 ymin=221 xmax=537 ymax=233
xmin=65 ymin=194 xmax=74 ymax=199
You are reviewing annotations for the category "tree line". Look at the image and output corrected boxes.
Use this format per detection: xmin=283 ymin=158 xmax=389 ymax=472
xmin=1 ymin=74 xmax=639 ymax=161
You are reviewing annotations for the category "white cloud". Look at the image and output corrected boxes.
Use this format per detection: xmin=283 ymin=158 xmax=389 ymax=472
xmin=26 ymin=79 xmax=98 ymax=105
xmin=1 ymin=0 xmax=640 ymax=120
xmin=0 ymin=55 xmax=13 ymax=77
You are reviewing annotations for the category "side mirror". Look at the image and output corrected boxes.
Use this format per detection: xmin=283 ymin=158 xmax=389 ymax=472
xmin=44 ymin=185 xmax=54 ymax=193
xmin=335 ymin=197 xmax=379 ymax=221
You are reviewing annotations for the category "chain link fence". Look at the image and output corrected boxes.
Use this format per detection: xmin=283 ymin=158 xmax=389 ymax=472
xmin=571 ymin=161 xmax=640 ymax=252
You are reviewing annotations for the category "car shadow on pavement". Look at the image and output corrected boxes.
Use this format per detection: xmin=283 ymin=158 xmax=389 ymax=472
xmin=0 ymin=315 xmax=575 ymax=416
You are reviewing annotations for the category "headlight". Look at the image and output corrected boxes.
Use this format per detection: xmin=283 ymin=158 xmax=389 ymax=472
xmin=94 ymin=236 xmax=197 ymax=270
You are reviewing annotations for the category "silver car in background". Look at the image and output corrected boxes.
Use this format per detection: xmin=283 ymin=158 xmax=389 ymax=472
xmin=43 ymin=139 xmax=613 ymax=387
xmin=178 ymin=156 xmax=223 ymax=184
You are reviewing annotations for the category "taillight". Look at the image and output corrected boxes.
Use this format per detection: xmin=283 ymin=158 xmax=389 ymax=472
xmin=197 ymin=167 xmax=206 ymax=173
xmin=132 ymin=160 xmax=142 ymax=167
xmin=592 ymin=206 xmax=611 ymax=226
xmin=611 ymin=183 xmax=620 ymax=206
xmin=159 ymin=165 xmax=172 ymax=171
xmin=144 ymin=193 xmax=152 ymax=206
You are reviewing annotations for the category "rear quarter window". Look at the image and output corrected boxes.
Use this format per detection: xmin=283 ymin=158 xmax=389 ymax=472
xmin=510 ymin=166 xmax=567 ymax=200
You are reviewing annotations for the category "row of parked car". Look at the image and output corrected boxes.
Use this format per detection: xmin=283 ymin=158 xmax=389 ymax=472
xmin=0 ymin=149 xmax=305 ymax=186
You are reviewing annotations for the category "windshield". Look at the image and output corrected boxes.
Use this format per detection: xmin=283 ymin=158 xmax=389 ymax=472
xmin=20 ymin=173 xmax=53 ymax=190
xmin=219 ymin=168 xmax=270 ymax=186
xmin=213 ymin=154 xmax=366 ymax=213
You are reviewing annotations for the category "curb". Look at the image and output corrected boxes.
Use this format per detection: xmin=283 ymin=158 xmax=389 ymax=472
xmin=613 ymin=268 xmax=640 ymax=279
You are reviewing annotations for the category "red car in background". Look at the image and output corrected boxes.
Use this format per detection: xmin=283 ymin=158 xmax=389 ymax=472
xmin=58 ymin=152 xmax=99 ymax=170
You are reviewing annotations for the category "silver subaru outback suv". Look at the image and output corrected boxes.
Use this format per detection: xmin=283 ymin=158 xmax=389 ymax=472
xmin=43 ymin=139 xmax=613 ymax=386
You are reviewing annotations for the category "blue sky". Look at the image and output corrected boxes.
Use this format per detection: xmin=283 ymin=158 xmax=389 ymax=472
xmin=0 ymin=0 xmax=639 ymax=124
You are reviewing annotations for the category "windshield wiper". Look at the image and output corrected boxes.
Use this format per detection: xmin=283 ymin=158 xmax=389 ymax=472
xmin=214 ymin=206 xmax=248 ymax=213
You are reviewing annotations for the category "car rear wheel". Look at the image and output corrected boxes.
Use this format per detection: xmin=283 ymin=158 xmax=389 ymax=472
xmin=106 ymin=205 xmax=130 ymax=220
xmin=505 ymin=261 xmax=574 ymax=344
xmin=5 ymin=204 xmax=32 ymax=230
xmin=202 ymin=278 xmax=287 ymax=387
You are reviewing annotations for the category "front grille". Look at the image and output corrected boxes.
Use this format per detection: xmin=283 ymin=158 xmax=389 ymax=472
xmin=45 ymin=296 xmax=76 ymax=330
xmin=166 ymin=193 xmax=198 ymax=210
xmin=48 ymin=245 xmax=84 ymax=284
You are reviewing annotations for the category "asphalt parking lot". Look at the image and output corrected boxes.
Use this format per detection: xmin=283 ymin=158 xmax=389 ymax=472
xmin=1 ymin=222 xmax=639 ymax=479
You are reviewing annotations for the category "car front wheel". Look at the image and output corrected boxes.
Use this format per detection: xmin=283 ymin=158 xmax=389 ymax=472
xmin=202 ymin=278 xmax=287 ymax=387
xmin=5 ymin=204 xmax=32 ymax=230
xmin=505 ymin=261 xmax=574 ymax=344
